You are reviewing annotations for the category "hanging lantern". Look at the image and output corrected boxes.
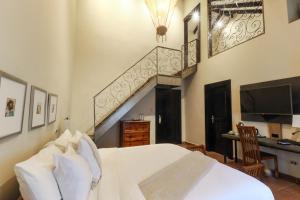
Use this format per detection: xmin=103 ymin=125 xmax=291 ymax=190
xmin=145 ymin=0 xmax=178 ymax=42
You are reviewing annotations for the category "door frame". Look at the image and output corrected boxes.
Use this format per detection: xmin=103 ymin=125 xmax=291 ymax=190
xmin=184 ymin=3 xmax=201 ymax=66
xmin=204 ymin=80 xmax=232 ymax=156
xmin=155 ymin=88 xmax=182 ymax=144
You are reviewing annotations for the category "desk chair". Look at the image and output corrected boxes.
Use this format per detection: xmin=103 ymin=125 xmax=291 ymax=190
xmin=237 ymin=125 xmax=279 ymax=179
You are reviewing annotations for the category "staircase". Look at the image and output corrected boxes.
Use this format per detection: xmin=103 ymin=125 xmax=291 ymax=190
xmin=92 ymin=39 xmax=200 ymax=145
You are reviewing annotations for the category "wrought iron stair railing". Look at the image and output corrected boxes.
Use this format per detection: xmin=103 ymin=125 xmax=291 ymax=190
xmin=93 ymin=39 xmax=199 ymax=132
xmin=182 ymin=39 xmax=200 ymax=67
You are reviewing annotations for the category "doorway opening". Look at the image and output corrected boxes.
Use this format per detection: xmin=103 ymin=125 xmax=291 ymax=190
xmin=205 ymin=80 xmax=233 ymax=158
xmin=156 ymin=88 xmax=181 ymax=144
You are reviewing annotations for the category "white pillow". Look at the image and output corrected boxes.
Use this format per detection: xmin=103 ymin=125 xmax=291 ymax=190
xmin=54 ymin=145 xmax=93 ymax=200
xmin=69 ymin=130 xmax=83 ymax=148
xmin=36 ymin=144 xmax=62 ymax=165
xmin=54 ymin=129 xmax=73 ymax=150
xmin=15 ymin=145 xmax=63 ymax=200
xmin=77 ymin=134 xmax=102 ymax=188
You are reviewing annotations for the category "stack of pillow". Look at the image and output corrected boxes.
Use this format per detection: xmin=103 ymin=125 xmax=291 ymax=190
xmin=15 ymin=130 xmax=102 ymax=200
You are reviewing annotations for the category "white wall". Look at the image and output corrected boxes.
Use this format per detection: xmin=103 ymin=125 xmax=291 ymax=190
xmin=183 ymin=0 xmax=300 ymax=177
xmin=70 ymin=0 xmax=184 ymax=132
xmin=0 ymin=0 xmax=76 ymax=198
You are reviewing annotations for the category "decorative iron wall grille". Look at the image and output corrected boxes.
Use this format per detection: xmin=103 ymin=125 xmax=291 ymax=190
xmin=208 ymin=0 xmax=265 ymax=57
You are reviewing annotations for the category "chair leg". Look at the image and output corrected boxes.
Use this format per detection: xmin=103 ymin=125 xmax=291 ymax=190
xmin=274 ymin=156 xmax=279 ymax=178
xmin=242 ymin=163 xmax=265 ymax=180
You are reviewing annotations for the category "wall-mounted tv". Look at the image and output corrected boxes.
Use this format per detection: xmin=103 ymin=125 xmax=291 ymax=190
xmin=240 ymin=85 xmax=293 ymax=115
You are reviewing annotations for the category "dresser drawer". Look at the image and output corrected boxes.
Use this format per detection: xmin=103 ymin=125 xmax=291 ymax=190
xmin=123 ymin=140 xmax=149 ymax=147
xmin=122 ymin=122 xmax=150 ymax=132
xmin=123 ymin=132 xmax=149 ymax=142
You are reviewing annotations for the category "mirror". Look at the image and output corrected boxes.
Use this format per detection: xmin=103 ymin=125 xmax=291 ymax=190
xmin=208 ymin=0 xmax=265 ymax=57
xmin=184 ymin=4 xmax=201 ymax=44
xmin=184 ymin=4 xmax=201 ymax=67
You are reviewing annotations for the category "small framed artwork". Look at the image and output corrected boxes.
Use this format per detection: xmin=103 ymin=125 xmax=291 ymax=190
xmin=29 ymin=86 xmax=47 ymax=130
xmin=0 ymin=71 xmax=27 ymax=139
xmin=47 ymin=94 xmax=58 ymax=124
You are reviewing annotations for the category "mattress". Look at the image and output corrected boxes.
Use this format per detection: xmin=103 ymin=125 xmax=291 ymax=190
xmin=90 ymin=144 xmax=274 ymax=200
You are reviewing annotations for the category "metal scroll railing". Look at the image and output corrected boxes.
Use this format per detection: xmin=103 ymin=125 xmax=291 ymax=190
xmin=93 ymin=46 xmax=182 ymax=128
xmin=182 ymin=39 xmax=200 ymax=69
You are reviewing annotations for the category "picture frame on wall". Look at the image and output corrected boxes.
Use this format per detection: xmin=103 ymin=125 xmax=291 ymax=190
xmin=0 ymin=71 xmax=27 ymax=139
xmin=47 ymin=93 xmax=58 ymax=124
xmin=29 ymin=86 xmax=47 ymax=130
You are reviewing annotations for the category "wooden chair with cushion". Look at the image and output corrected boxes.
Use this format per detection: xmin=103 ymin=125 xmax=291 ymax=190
xmin=189 ymin=144 xmax=207 ymax=155
xmin=179 ymin=142 xmax=207 ymax=155
xmin=237 ymin=125 xmax=279 ymax=179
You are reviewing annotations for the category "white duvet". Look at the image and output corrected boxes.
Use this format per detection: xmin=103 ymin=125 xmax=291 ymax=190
xmin=89 ymin=144 xmax=274 ymax=200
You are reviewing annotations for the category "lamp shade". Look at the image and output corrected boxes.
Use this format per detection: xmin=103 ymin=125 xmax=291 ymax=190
xmin=145 ymin=0 xmax=178 ymax=41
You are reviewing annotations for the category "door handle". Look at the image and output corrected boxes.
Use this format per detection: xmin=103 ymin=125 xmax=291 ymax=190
xmin=211 ymin=115 xmax=215 ymax=124
xmin=159 ymin=115 xmax=162 ymax=124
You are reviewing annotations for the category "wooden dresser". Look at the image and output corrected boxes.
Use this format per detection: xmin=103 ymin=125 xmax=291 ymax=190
xmin=120 ymin=121 xmax=150 ymax=147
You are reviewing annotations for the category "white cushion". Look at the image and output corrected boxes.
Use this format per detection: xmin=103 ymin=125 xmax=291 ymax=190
xmin=54 ymin=129 xmax=73 ymax=150
xmin=69 ymin=130 xmax=83 ymax=148
xmin=54 ymin=145 xmax=93 ymax=200
xmin=77 ymin=134 xmax=102 ymax=188
xmin=36 ymin=143 xmax=62 ymax=165
xmin=15 ymin=144 xmax=63 ymax=200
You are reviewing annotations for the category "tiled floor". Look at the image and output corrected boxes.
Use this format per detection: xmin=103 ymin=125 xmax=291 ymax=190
xmin=207 ymin=151 xmax=300 ymax=200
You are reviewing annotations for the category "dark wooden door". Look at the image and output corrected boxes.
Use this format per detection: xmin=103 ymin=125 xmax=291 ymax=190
xmin=205 ymin=80 xmax=233 ymax=158
xmin=156 ymin=88 xmax=181 ymax=144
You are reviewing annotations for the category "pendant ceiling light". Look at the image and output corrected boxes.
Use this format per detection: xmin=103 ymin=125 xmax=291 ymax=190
xmin=145 ymin=0 xmax=178 ymax=42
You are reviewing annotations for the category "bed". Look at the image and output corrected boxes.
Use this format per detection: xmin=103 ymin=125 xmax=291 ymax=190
xmin=92 ymin=144 xmax=274 ymax=200
xmin=15 ymin=130 xmax=274 ymax=200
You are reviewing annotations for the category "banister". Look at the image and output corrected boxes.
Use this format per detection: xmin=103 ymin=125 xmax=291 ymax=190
xmin=184 ymin=38 xmax=199 ymax=44
xmin=93 ymin=43 xmax=193 ymax=133
xmin=93 ymin=46 xmax=181 ymax=99
xmin=156 ymin=46 xmax=182 ymax=52
xmin=93 ymin=47 xmax=158 ymax=99
xmin=182 ymin=39 xmax=200 ymax=68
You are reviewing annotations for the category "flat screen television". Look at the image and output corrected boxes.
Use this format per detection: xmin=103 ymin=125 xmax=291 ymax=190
xmin=240 ymin=85 xmax=293 ymax=115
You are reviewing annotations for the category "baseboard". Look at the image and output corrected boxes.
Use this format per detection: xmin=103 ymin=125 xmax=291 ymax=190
xmin=272 ymin=171 xmax=300 ymax=184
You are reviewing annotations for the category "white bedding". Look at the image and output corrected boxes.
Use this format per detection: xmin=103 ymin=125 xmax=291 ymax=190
xmin=90 ymin=144 xmax=274 ymax=200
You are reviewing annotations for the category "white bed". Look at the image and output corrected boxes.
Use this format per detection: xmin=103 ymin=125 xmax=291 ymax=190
xmin=91 ymin=144 xmax=274 ymax=200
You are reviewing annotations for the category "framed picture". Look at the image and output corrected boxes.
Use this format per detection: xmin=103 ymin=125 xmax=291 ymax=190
xmin=29 ymin=86 xmax=47 ymax=130
xmin=47 ymin=93 xmax=58 ymax=124
xmin=0 ymin=71 xmax=27 ymax=139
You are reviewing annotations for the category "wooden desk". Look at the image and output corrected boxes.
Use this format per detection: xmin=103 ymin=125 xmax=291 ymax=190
xmin=222 ymin=133 xmax=300 ymax=163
